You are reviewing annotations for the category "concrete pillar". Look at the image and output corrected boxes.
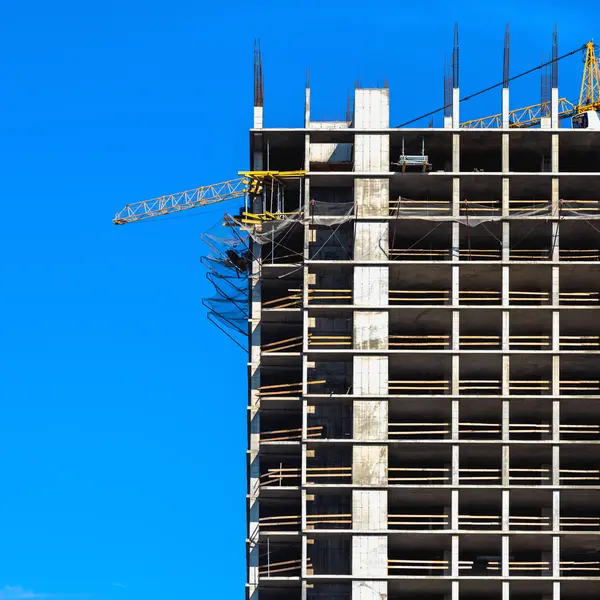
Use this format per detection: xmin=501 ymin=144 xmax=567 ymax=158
xmin=247 ymin=104 xmax=264 ymax=600
xmin=553 ymin=581 xmax=560 ymax=600
xmin=248 ymin=244 xmax=262 ymax=600
xmin=552 ymin=444 xmax=560 ymax=487
xmin=551 ymin=120 xmax=561 ymax=538
xmin=502 ymin=134 xmax=509 ymax=174
xmin=502 ymin=211 xmax=510 ymax=454
xmin=552 ymin=535 xmax=560 ymax=577
xmin=452 ymin=135 xmax=460 ymax=174
xmin=553 ymin=490 xmax=560 ymax=531
xmin=551 ymin=87 xmax=559 ymax=129
xmin=451 ymin=444 xmax=459 ymax=487
xmin=253 ymin=106 xmax=263 ymax=129
xmin=352 ymin=88 xmax=389 ymax=600
xmin=304 ymin=86 xmax=310 ymax=128
xmin=451 ymin=489 xmax=459 ymax=530
xmin=302 ymin=171 xmax=311 ymax=594
xmin=451 ymin=579 xmax=459 ymax=600
xmin=501 ymin=87 xmax=510 ymax=129
xmin=502 ymin=534 xmax=510 ymax=577
xmin=451 ymin=535 xmax=459 ymax=577
xmin=452 ymin=88 xmax=460 ymax=128
xmin=502 ymin=489 xmax=510 ymax=531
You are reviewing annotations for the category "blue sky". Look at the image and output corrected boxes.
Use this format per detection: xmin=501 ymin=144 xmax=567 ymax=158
xmin=0 ymin=1 xmax=594 ymax=598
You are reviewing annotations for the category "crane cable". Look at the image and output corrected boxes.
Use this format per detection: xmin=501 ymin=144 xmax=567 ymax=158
xmin=395 ymin=44 xmax=586 ymax=128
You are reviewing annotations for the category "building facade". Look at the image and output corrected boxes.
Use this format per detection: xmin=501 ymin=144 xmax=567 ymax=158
xmin=246 ymin=82 xmax=600 ymax=600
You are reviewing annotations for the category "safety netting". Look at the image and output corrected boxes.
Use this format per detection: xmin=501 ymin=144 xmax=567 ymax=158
xmin=390 ymin=198 xmax=600 ymax=227
xmin=201 ymin=233 xmax=251 ymax=350
xmin=244 ymin=201 xmax=354 ymax=245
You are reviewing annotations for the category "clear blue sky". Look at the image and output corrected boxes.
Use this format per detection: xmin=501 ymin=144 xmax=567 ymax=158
xmin=0 ymin=2 xmax=593 ymax=599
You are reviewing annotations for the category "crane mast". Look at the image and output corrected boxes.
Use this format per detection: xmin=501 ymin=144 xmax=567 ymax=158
xmin=579 ymin=40 xmax=600 ymax=111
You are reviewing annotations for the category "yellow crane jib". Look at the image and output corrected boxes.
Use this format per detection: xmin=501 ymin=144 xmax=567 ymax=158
xmin=113 ymin=171 xmax=306 ymax=225
xmin=460 ymin=98 xmax=576 ymax=129
xmin=113 ymin=178 xmax=247 ymax=225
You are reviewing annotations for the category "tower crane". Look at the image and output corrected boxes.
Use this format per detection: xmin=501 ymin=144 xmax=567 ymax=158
xmin=460 ymin=41 xmax=600 ymax=129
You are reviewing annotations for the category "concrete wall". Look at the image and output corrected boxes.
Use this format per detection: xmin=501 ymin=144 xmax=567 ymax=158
xmin=309 ymin=121 xmax=352 ymax=164
xmin=352 ymin=88 xmax=389 ymax=600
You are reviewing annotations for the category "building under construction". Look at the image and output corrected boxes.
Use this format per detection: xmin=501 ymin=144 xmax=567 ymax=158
xmin=110 ymin=26 xmax=600 ymax=600
xmin=245 ymin=30 xmax=600 ymax=600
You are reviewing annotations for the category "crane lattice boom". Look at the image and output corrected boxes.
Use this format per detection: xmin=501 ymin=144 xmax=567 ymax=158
xmin=113 ymin=178 xmax=247 ymax=225
xmin=461 ymin=98 xmax=576 ymax=129
xmin=113 ymin=171 xmax=305 ymax=225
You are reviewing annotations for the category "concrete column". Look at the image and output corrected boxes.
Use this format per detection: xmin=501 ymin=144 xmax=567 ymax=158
xmin=451 ymin=489 xmax=459 ymax=530
xmin=452 ymin=445 xmax=459 ymax=487
xmin=253 ymin=106 xmax=263 ymax=129
xmin=553 ymin=581 xmax=560 ymax=600
xmin=452 ymin=88 xmax=460 ymax=128
xmin=502 ymin=311 xmax=510 ymax=353
xmin=551 ymin=87 xmax=559 ymax=129
xmin=301 ymin=395 xmax=308 ymax=538
xmin=502 ymin=487 xmax=510 ymax=598
xmin=502 ymin=168 xmax=510 ymax=462
xmin=452 ymin=135 xmax=460 ymax=174
xmin=553 ymin=490 xmax=561 ymax=599
xmin=451 ymin=396 xmax=459 ymax=442
xmin=248 ymin=243 xmax=262 ymax=600
xmin=552 ymin=535 xmax=560 ymax=578
xmin=501 ymin=87 xmax=510 ymax=129
xmin=302 ymin=175 xmax=311 ymax=594
xmin=351 ymin=88 xmax=389 ymax=600
xmin=452 ymin=132 xmax=461 ymax=495
xmin=502 ymin=178 xmax=510 ymax=217
xmin=247 ymin=108 xmax=264 ymax=600
xmin=451 ymin=535 xmax=459 ymax=577
xmin=552 ymin=399 xmax=560 ymax=444
xmin=451 ymin=209 xmax=460 ymax=519
xmin=304 ymin=87 xmax=310 ymax=128
xmin=551 ymin=140 xmax=560 ymax=449
xmin=452 ymin=180 xmax=460 ymax=218
xmin=502 ymin=534 xmax=509 ymax=577
xmin=551 ymin=134 xmax=561 ymax=516
xmin=553 ymin=490 xmax=560 ymax=531
xmin=502 ymin=224 xmax=510 ymax=449
xmin=551 ymin=128 xmax=561 ymax=520
xmin=502 ymin=446 xmax=510 ymax=487
xmin=551 ymin=222 xmax=560 ymax=265
xmin=502 ymin=489 xmax=510 ymax=531
xmin=451 ymin=579 xmax=459 ymax=600
xmin=552 ymin=444 xmax=560 ymax=487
